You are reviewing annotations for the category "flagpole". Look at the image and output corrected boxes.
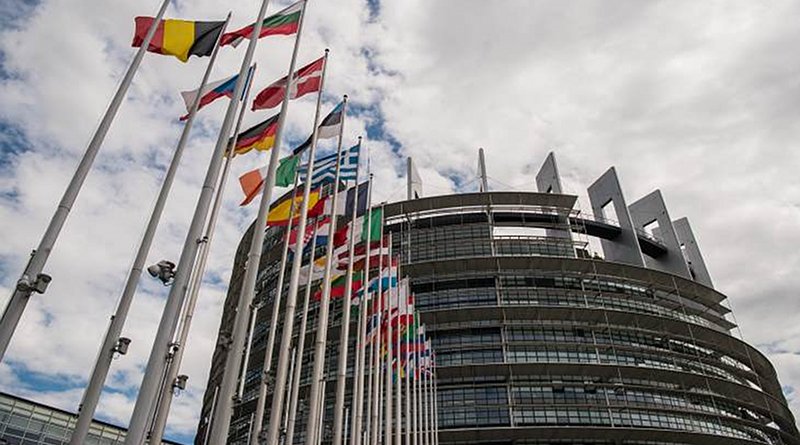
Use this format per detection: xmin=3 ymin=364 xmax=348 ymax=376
xmin=418 ymin=337 xmax=424 ymax=445
xmin=412 ymin=318 xmax=418 ymax=445
xmin=126 ymin=1 xmax=270 ymax=439
xmin=0 ymin=0 xmax=173 ymax=364
xmin=352 ymin=174 xmax=374 ymax=445
xmin=384 ymin=237 xmax=393 ymax=445
xmin=433 ymin=357 xmax=440 ymax=445
xmin=284 ymin=216 xmax=321 ymax=445
xmin=404 ymin=304 xmax=411 ymax=445
xmin=395 ymin=255 xmax=403 ymax=445
xmin=146 ymin=59 xmax=255 ymax=445
xmin=261 ymin=46 xmax=329 ymax=445
xmin=304 ymin=95 xmax=349 ymax=444
xmin=349 ymin=282 xmax=366 ymax=445
xmin=64 ymin=13 xmax=230 ymax=445
xmin=370 ymin=206 xmax=386 ymax=445
xmin=249 ymin=168 xmax=300 ymax=444
xmin=331 ymin=139 xmax=362 ymax=445
xmin=210 ymin=4 xmax=313 ymax=444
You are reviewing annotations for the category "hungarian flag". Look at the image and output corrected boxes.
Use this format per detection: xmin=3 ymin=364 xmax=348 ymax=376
xmin=133 ymin=17 xmax=225 ymax=62
xmin=221 ymin=1 xmax=304 ymax=47
xmin=252 ymin=56 xmax=325 ymax=111
xmin=231 ymin=114 xmax=279 ymax=155
xmin=179 ymin=72 xmax=239 ymax=121
xmin=292 ymin=101 xmax=345 ymax=155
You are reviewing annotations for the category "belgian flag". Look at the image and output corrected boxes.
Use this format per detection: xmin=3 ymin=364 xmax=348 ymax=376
xmin=132 ymin=17 xmax=226 ymax=62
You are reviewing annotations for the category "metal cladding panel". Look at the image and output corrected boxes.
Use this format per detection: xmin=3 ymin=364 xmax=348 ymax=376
xmin=533 ymin=152 xmax=573 ymax=242
xmin=674 ymin=217 xmax=715 ymax=288
xmin=587 ymin=167 xmax=646 ymax=267
xmin=535 ymin=151 xmax=564 ymax=194
xmin=629 ymin=189 xmax=693 ymax=279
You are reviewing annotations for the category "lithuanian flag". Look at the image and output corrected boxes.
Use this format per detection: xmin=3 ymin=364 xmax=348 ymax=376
xmin=231 ymin=114 xmax=280 ymax=155
xmin=132 ymin=17 xmax=225 ymax=62
xmin=221 ymin=1 xmax=304 ymax=47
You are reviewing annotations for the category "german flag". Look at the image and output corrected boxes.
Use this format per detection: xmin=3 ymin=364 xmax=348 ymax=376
xmin=133 ymin=17 xmax=225 ymax=62
xmin=231 ymin=114 xmax=280 ymax=155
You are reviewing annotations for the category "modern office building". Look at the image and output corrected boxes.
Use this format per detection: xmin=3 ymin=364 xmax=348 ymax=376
xmin=0 ymin=391 xmax=181 ymax=445
xmin=197 ymin=152 xmax=800 ymax=445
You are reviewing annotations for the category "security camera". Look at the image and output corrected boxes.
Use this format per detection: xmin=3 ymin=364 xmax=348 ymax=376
xmin=174 ymin=374 xmax=189 ymax=391
xmin=113 ymin=337 xmax=132 ymax=355
xmin=147 ymin=260 xmax=176 ymax=286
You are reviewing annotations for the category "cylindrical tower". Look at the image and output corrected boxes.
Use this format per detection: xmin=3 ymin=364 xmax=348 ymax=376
xmin=196 ymin=156 xmax=799 ymax=445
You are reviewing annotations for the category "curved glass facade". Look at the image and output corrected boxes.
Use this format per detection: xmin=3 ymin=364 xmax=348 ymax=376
xmin=197 ymin=192 xmax=800 ymax=445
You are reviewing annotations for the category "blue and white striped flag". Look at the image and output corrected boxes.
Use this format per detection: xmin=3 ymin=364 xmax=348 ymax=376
xmin=298 ymin=144 xmax=360 ymax=185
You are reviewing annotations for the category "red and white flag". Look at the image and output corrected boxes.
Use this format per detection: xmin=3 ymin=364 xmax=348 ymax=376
xmin=252 ymin=56 xmax=324 ymax=110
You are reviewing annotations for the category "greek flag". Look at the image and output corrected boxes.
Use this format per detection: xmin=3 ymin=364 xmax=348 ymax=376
xmin=298 ymin=144 xmax=360 ymax=185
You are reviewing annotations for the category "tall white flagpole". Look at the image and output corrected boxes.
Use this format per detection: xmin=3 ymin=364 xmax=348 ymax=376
xmin=331 ymin=139 xmax=363 ymax=445
xmin=412 ymin=320 xmax=418 ymax=445
xmin=404 ymin=307 xmax=411 ymax=445
xmin=304 ymin=95 xmax=349 ymax=444
xmin=284 ymin=217 xmax=321 ymax=445
xmin=261 ymin=47 xmax=329 ymax=445
xmin=353 ymin=175 xmax=375 ymax=445
xmin=364 ymin=313 xmax=374 ymax=445
xmin=249 ymin=168 xmax=301 ymax=443
xmin=349 ymin=283 xmax=366 ymax=445
xmin=0 ymin=0 xmax=173 ymax=363
xmin=384 ymin=235 xmax=394 ymax=445
xmin=283 ymin=346 xmax=298 ymax=434
xmin=433 ymin=358 xmax=440 ymax=445
xmin=370 ymin=220 xmax=386 ymax=445
xmin=147 ymin=59 xmax=255 ymax=445
xmin=211 ymin=5 xmax=314 ymax=444
xmin=67 ymin=14 xmax=231 ymax=445
xmin=125 ymin=2 xmax=271 ymax=441
xmin=394 ymin=252 xmax=402 ymax=445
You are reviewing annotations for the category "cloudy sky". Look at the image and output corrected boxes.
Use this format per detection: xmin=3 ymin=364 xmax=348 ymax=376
xmin=1 ymin=0 xmax=799 ymax=442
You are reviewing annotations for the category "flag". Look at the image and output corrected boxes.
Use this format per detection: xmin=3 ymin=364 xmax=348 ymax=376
xmin=314 ymin=271 xmax=364 ymax=301
xmin=332 ymin=203 xmax=380 ymax=247
xmin=179 ymin=73 xmax=238 ymax=121
xmin=327 ymin=181 xmax=368 ymax=218
xmin=221 ymin=1 xmax=304 ymax=47
xmin=292 ymin=101 xmax=345 ymax=155
xmin=267 ymin=187 xmax=325 ymax=226
xmin=252 ymin=57 xmax=324 ymax=110
xmin=231 ymin=114 xmax=279 ymax=155
xmin=179 ymin=66 xmax=254 ymax=120
xmin=299 ymin=144 xmax=360 ymax=186
xmin=276 ymin=154 xmax=301 ymax=187
xmin=238 ymin=166 xmax=268 ymax=206
xmin=133 ymin=18 xmax=225 ymax=62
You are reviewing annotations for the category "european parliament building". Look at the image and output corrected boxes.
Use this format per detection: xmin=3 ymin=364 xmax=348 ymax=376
xmin=197 ymin=153 xmax=799 ymax=445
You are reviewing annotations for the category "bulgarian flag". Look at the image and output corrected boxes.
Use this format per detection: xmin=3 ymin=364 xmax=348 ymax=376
xmin=252 ymin=56 xmax=325 ymax=111
xmin=221 ymin=1 xmax=304 ymax=47
xmin=133 ymin=17 xmax=225 ymax=62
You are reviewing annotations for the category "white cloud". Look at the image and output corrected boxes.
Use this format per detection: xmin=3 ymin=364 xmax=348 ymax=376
xmin=1 ymin=0 xmax=799 ymax=441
